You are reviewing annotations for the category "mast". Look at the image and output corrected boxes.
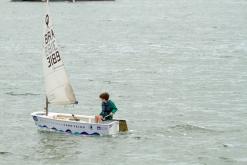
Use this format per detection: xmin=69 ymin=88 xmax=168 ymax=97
xmin=44 ymin=0 xmax=49 ymax=116
xmin=45 ymin=96 xmax=48 ymax=116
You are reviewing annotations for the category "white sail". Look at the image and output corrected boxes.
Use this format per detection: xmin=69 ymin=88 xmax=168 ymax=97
xmin=42 ymin=6 xmax=77 ymax=105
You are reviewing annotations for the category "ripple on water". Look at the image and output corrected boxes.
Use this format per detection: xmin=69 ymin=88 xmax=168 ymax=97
xmin=168 ymin=124 xmax=219 ymax=134
xmin=5 ymin=92 xmax=40 ymax=96
xmin=0 ymin=152 xmax=12 ymax=155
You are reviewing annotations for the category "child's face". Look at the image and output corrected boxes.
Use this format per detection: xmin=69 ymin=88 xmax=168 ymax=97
xmin=101 ymin=98 xmax=107 ymax=103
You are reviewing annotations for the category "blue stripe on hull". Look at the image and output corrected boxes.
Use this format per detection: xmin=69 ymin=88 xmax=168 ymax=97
xmin=80 ymin=132 xmax=100 ymax=136
xmin=37 ymin=125 xmax=100 ymax=136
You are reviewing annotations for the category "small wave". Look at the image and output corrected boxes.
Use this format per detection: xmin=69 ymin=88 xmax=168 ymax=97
xmin=168 ymin=124 xmax=216 ymax=133
xmin=219 ymin=156 xmax=236 ymax=163
xmin=103 ymin=80 xmax=111 ymax=84
xmin=0 ymin=151 xmax=12 ymax=155
xmin=5 ymin=92 xmax=40 ymax=96
xmin=235 ymin=157 xmax=247 ymax=163
xmin=218 ymin=55 xmax=234 ymax=59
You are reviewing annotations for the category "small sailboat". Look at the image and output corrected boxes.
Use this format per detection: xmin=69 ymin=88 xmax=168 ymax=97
xmin=31 ymin=0 xmax=128 ymax=136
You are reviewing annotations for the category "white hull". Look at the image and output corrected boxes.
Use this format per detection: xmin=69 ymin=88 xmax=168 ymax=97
xmin=31 ymin=111 xmax=119 ymax=136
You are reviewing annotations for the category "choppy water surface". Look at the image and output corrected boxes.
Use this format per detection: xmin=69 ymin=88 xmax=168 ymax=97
xmin=0 ymin=0 xmax=247 ymax=164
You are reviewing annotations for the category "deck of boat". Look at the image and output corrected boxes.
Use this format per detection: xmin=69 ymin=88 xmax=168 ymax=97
xmin=45 ymin=112 xmax=116 ymax=125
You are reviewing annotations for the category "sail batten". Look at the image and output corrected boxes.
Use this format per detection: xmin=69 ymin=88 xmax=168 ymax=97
xmin=43 ymin=6 xmax=77 ymax=105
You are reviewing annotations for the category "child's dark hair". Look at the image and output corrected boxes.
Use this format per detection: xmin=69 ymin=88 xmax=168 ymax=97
xmin=99 ymin=92 xmax=110 ymax=100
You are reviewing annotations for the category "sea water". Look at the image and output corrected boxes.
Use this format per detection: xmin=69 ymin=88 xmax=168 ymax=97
xmin=0 ymin=0 xmax=247 ymax=164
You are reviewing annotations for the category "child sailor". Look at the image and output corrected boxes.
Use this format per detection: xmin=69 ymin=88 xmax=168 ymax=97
xmin=95 ymin=92 xmax=118 ymax=123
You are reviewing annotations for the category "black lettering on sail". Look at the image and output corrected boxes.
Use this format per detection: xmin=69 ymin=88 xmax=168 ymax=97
xmin=47 ymin=56 xmax=51 ymax=68
xmin=51 ymin=29 xmax=55 ymax=38
xmin=45 ymin=14 xmax=49 ymax=27
xmin=47 ymin=31 xmax=51 ymax=42
xmin=52 ymin=53 xmax=57 ymax=64
xmin=44 ymin=15 xmax=61 ymax=69
xmin=56 ymin=51 xmax=61 ymax=62
xmin=44 ymin=30 xmax=55 ymax=45
xmin=45 ymin=33 xmax=48 ymax=44
xmin=47 ymin=51 xmax=62 ymax=68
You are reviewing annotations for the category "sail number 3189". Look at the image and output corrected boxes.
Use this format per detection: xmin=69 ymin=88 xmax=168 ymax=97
xmin=47 ymin=51 xmax=61 ymax=68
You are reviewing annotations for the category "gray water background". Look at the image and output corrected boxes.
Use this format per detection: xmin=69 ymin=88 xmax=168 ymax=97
xmin=0 ymin=0 xmax=247 ymax=164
